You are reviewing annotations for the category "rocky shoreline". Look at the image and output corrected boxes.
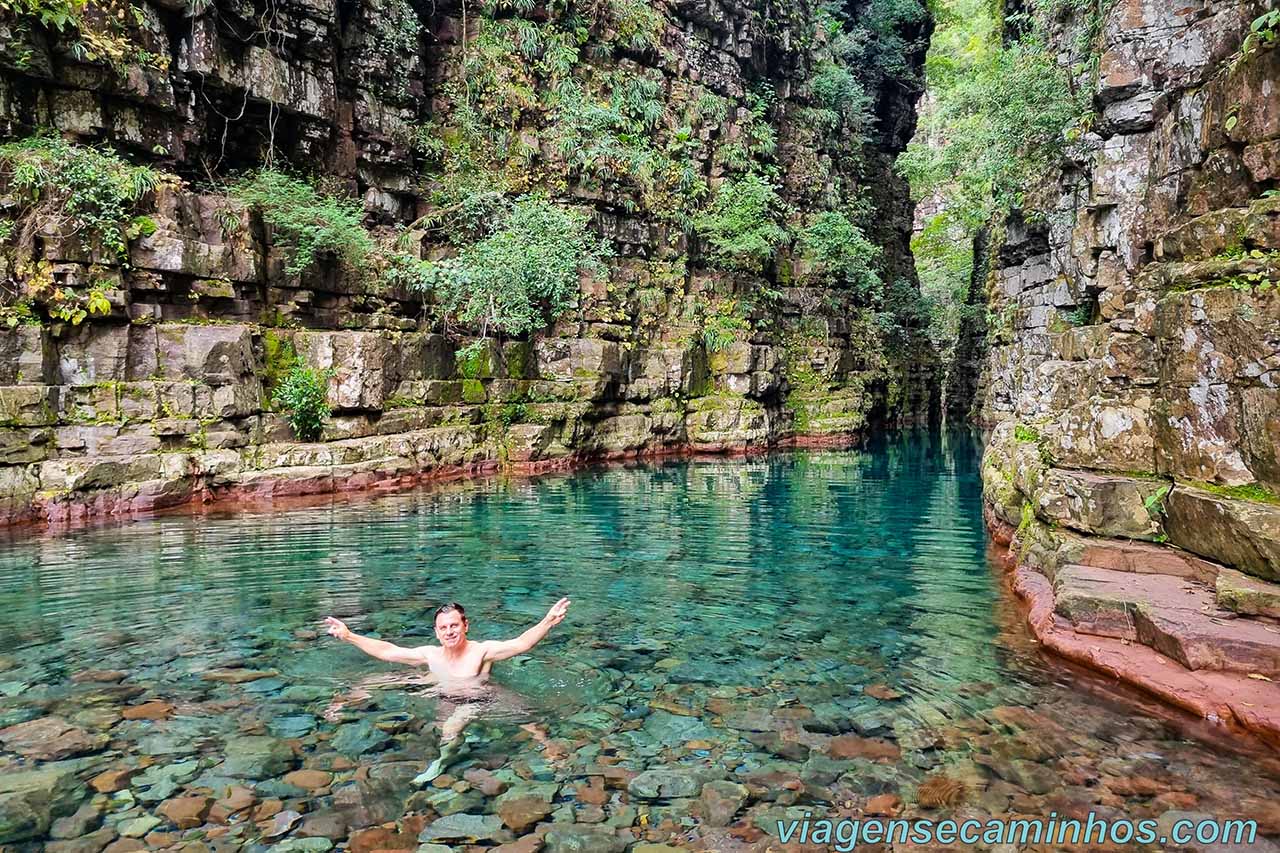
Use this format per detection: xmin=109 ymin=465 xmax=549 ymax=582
xmin=986 ymin=506 xmax=1280 ymax=752
xmin=2 ymin=425 xmax=866 ymax=533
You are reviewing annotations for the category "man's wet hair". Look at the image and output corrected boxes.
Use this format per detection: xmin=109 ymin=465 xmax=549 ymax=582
xmin=434 ymin=602 xmax=467 ymax=624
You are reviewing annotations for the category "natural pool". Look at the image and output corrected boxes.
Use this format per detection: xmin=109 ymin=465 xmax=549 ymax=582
xmin=1 ymin=430 xmax=1278 ymax=852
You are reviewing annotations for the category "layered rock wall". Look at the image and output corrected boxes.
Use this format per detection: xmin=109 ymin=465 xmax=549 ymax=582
xmin=0 ymin=0 xmax=939 ymax=525
xmin=977 ymin=0 xmax=1280 ymax=743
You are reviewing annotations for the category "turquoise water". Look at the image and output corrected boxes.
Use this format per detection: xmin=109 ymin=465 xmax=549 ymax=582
xmin=0 ymin=430 xmax=1277 ymax=850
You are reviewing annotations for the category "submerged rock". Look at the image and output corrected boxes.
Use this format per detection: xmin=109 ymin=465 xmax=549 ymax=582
xmin=331 ymin=719 xmax=391 ymax=757
xmin=542 ymin=825 xmax=626 ymax=853
xmin=699 ymin=780 xmax=749 ymax=827
xmin=418 ymin=812 xmax=506 ymax=843
xmin=222 ymin=736 xmax=295 ymax=778
xmin=0 ymin=716 xmax=108 ymax=760
xmin=0 ymin=765 xmax=85 ymax=843
xmin=627 ymin=768 xmax=706 ymax=799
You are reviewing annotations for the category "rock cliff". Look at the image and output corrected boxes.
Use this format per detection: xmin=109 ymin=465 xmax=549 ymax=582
xmin=0 ymin=0 xmax=939 ymax=525
xmin=976 ymin=0 xmax=1280 ymax=744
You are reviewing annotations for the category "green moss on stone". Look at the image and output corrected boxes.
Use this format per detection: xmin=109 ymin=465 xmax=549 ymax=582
xmin=1185 ymin=479 xmax=1280 ymax=505
xmin=462 ymin=379 xmax=487 ymax=404
xmin=262 ymin=330 xmax=299 ymax=400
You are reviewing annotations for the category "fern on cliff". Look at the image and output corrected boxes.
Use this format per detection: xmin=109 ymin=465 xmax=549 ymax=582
xmin=694 ymin=174 xmax=789 ymax=273
xmin=230 ymin=170 xmax=375 ymax=277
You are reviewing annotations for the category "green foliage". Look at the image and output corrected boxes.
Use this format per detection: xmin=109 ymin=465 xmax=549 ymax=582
xmin=371 ymin=0 xmax=421 ymax=97
xmin=0 ymin=0 xmax=168 ymax=71
xmin=1189 ymin=479 xmax=1280 ymax=505
xmin=0 ymin=297 xmax=38 ymax=328
xmin=901 ymin=0 xmax=1082 ymax=360
xmin=230 ymin=169 xmax=433 ymax=292
xmin=797 ymin=211 xmax=882 ymax=296
xmin=273 ymin=365 xmax=332 ymax=442
xmin=455 ymin=339 xmax=492 ymax=378
xmin=810 ymin=63 xmax=873 ymax=136
xmin=700 ymin=301 xmax=751 ymax=353
xmin=417 ymin=196 xmax=610 ymax=339
xmin=0 ymin=135 xmax=159 ymax=259
xmin=694 ymin=174 xmax=788 ymax=271
xmin=877 ymin=277 xmax=932 ymax=336
xmin=910 ymin=207 xmax=974 ymax=353
xmin=900 ymin=34 xmax=1080 ymax=229
xmin=262 ymin=330 xmax=299 ymax=393
xmin=230 ymin=169 xmax=375 ymax=277
xmin=0 ymin=0 xmax=79 ymax=31
xmin=1013 ymin=423 xmax=1041 ymax=443
xmin=1142 ymin=483 xmax=1171 ymax=518
xmin=1230 ymin=8 xmax=1279 ymax=71
xmin=603 ymin=0 xmax=664 ymax=51
xmin=1066 ymin=302 xmax=1093 ymax=326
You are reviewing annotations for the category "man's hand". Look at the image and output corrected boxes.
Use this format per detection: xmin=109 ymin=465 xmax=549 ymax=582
xmin=543 ymin=598 xmax=571 ymax=627
xmin=324 ymin=616 xmax=352 ymax=641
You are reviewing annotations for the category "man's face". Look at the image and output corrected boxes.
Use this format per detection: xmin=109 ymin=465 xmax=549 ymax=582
xmin=435 ymin=611 xmax=468 ymax=649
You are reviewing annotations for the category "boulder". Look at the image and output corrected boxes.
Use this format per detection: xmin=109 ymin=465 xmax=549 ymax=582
xmin=627 ymin=768 xmax=706 ymax=799
xmin=496 ymin=793 xmax=553 ymax=833
xmin=1216 ymin=567 xmax=1280 ymax=617
xmin=699 ymin=780 xmax=749 ymax=826
xmin=541 ymin=825 xmax=626 ymax=853
xmin=154 ymin=324 xmax=254 ymax=385
xmin=417 ymin=812 xmax=506 ymax=844
xmin=1033 ymin=469 xmax=1164 ymax=539
xmin=294 ymin=331 xmax=393 ymax=410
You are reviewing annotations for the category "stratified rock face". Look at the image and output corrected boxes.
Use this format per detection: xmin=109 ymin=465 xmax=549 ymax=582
xmin=978 ymin=0 xmax=1280 ymax=659
xmin=0 ymin=0 xmax=939 ymax=526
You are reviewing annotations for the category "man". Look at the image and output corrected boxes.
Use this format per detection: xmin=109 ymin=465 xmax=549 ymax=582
xmin=323 ymin=598 xmax=570 ymax=784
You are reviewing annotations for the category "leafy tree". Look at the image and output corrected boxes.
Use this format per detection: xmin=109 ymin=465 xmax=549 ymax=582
xmin=898 ymin=0 xmax=1082 ymax=354
xmin=797 ymin=211 xmax=882 ymax=296
xmin=899 ymin=31 xmax=1080 ymax=230
xmin=420 ymin=196 xmax=611 ymax=339
xmin=694 ymin=174 xmax=788 ymax=272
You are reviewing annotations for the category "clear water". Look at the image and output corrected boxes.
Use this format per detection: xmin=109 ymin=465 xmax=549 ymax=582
xmin=1 ymin=429 xmax=1278 ymax=850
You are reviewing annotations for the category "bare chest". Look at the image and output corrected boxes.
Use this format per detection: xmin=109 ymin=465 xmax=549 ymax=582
xmin=424 ymin=645 xmax=489 ymax=679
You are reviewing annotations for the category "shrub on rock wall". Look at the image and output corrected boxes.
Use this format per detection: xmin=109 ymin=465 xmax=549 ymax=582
xmin=229 ymin=170 xmax=377 ymax=277
xmin=229 ymin=169 xmax=434 ymax=291
xmin=797 ymin=210 xmax=882 ymax=296
xmin=273 ymin=365 xmax=333 ymax=442
xmin=0 ymin=0 xmax=169 ymax=72
xmin=0 ymin=135 xmax=160 ymax=326
xmin=694 ymin=174 xmax=789 ymax=272
xmin=0 ymin=134 xmax=159 ymax=259
xmin=415 ymin=195 xmax=611 ymax=340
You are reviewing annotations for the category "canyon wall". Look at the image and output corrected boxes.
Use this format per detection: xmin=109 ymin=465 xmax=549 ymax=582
xmin=976 ymin=0 xmax=1280 ymax=742
xmin=0 ymin=0 xmax=938 ymax=526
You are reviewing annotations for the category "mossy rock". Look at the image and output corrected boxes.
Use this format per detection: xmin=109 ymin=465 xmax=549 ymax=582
xmin=461 ymin=379 xmax=487 ymax=405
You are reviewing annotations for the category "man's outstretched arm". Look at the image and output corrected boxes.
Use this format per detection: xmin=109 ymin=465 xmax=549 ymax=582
xmin=325 ymin=616 xmax=426 ymax=665
xmin=482 ymin=598 xmax=571 ymax=662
